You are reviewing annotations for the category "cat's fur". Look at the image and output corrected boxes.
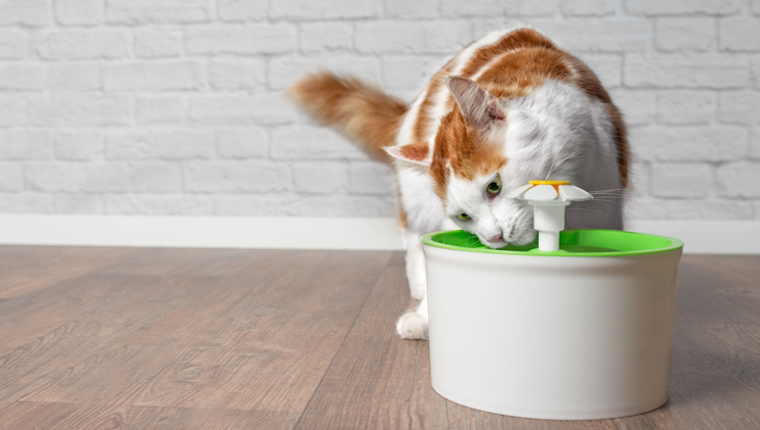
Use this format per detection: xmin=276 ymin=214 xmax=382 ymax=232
xmin=288 ymin=28 xmax=629 ymax=340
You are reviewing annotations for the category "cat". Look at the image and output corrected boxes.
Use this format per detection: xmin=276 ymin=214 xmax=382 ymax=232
xmin=287 ymin=28 xmax=629 ymax=340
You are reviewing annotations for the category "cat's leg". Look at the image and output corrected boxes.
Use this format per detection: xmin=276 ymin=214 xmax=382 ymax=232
xmin=404 ymin=230 xmax=426 ymax=301
xmin=396 ymin=229 xmax=430 ymax=339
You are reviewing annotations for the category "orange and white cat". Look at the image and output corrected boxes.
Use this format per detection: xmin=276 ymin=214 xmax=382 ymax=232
xmin=288 ymin=28 xmax=629 ymax=340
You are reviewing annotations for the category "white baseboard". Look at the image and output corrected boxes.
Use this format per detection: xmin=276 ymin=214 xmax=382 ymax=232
xmin=0 ymin=215 xmax=757 ymax=254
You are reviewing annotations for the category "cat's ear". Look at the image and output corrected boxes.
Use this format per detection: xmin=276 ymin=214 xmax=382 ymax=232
xmin=385 ymin=142 xmax=431 ymax=168
xmin=446 ymin=76 xmax=506 ymax=129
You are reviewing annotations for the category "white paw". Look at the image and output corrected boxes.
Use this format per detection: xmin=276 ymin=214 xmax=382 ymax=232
xmin=396 ymin=311 xmax=429 ymax=340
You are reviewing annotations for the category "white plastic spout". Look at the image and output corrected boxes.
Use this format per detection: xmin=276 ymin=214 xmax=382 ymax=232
xmin=538 ymin=230 xmax=560 ymax=251
xmin=532 ymin=202 xmax=569 ymax=251
xmin=507 ymin=181 xmax=593 ymax=252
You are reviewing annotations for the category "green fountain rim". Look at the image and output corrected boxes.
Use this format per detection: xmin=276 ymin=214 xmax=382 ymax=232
xmin=421 ymin=229 xmax=684 ymax=257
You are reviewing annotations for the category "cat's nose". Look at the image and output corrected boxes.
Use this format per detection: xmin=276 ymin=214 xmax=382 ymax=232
xmin=488 ymin=233 xmax=503 ymax=243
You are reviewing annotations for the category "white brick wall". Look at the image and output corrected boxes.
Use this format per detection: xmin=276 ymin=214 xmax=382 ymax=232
xmin=0 ymin=0 xmax=758 ymax=220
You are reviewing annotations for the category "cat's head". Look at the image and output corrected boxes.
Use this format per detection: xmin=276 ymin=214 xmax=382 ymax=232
xmin=389 ymin=76 xmax=570 ymax=249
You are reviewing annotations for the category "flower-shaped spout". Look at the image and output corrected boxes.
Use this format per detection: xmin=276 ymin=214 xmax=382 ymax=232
xmin=507 ymin=180 xmax=593 ymax=251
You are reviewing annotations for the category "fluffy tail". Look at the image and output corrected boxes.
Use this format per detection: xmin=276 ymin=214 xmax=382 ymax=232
xmin=286 ymin=72 xmax=409 ymax=162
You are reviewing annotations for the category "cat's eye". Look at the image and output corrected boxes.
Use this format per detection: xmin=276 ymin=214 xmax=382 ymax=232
xmin=457 ymin=213 xmax=471 ymax=221
xmin=486 ymin=176 xmax=502 ymax=196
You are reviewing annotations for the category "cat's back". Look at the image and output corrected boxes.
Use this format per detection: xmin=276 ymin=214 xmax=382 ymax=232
xmin=396 ymin=27 xmax=629 ymax=188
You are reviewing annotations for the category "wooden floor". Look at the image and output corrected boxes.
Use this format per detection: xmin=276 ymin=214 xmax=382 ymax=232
xmin=0 ymin=247 xmax=759 ymax=430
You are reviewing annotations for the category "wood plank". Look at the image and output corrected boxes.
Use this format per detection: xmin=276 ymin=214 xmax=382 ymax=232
xmin=0 ymin=245 xmax=136 ymax=299
xmin=0 ymin=274 xmax=229 ymax=411
xmin=674 ymin=256 xmax=760 ymax=325
xmin=445 ymin=402 xmax=617 ymax=430
xmin=0 ymin=401 xmax=299 ymax=430
xmin=22 ymin=250 xmax=393 ymax=414
xmin=295 ymin=252 xmax=451 ymax=430
xmin=616 ymin=322 xmax=760 ymax=429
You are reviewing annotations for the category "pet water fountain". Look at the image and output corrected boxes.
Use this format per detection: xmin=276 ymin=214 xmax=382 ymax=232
xmin=422 ymin=180 xmax=684 ymax=420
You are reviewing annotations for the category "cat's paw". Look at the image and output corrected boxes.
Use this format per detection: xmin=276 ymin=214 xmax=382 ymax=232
xmin=396 ymin=311 xmax=428 ymax=340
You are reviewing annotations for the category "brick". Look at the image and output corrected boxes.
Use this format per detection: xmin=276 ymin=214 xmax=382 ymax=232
xmin=48 ymin=62 xmax=100 ymax=91
xmin=752 ymin=128 xmax=760 ymax=160
xmin=213 ymin=194 xmax=297 ymax=216
xmin=625 ymin=198 xmax=752 ymax=220
xmin=0 ymin=130 xmax=50 ymax=160
xmin=650 ymin=163 xmax=712 ymax=198
xmin=383 ymin=55 xmax=447 ymax=91
xmin=292 ymin=161 xmax=350 ymax=194
xmin=442 ymin=0 xmax=558 ymax=17
xmin=562 ymin=0 xmax=616 ymax=16
xmin=186 ymin=24 xmax=297 ymax=56
xmin=104 ymin=194 xmax=213 ymax=215
xmin=0 ymin=29 xmax=29 ymax=59
xmin=503 ymin=0 xmax=559 ymax=16
xmin=0 ymin=63 xmax=46 ymax=90
xmin=190 ymin=93 xmax=296 ymax=125
xmin=624 ymin=53 xmax=750 ymax=89
xmin=0 ymin=96 xmax=26 ymax=125
xmin=356 ymin=22 xmax=425 ymax=54
xmin=134 ymin=28 xmax=183 ymax=58
xmin=54 ymin=131 xmax=104 ymax=161
xmin=104 ymin=61 xmax=203 ymax=91
xmin=269 ymin=56 xmax=381 ymax=90
xmin=129 ymin=163 xmax=182 ymax=193
xmin=216 ymin=128 xmax=269 ymax=159
xmin=106 ymin=0 xmax=210 ymax=24
xmin=656 ymin=17 xmax=716 ymax=52
xmin=35 ymin=29 xmax=130 ymax=60
xmin=386 ymin=0 xmax=440 ymax=19
xmin=106 ymin=130 xmax=214 ymax=160
xmin=631 ymin=125 xmax=748 ymax=162
xmin=271 ymin=125 xmax=367 ymax=160
xmin=0 ymin=162 xmax=23 ymax=191
xmin=533 ymin=19 xmax=649 ymax=52
xmin=26 ymin=162 xmax=129 ymax=192
xmin=184 ymin=161 xmax=292 ymax=192
xmin=720 ymin=17 xmax=760 ymax=52
xmin=135 ymin=97 xmax=187 ymax=125
xmin=716 ymin=162 xmax=760 ymax=197
xmin=608 ymin=89 xmax=657 ymax=126
xmin=283 ymin=194 xmax=395 ymax=217
xmin=657 ymin=90 xmax=716 ymax=125
xmin=627 ymin=161 xmax=650 ymax=197
xmin=349 ymin=160 xmax=394 ymax=195
xmin=717 ymin=91 xmax=760 ymax=125
xmin=270 ymin=0 xmax=381 ymax=20
xmin=0 ymin=0 xmax=50 ymax=27
xmin=421 ymin=21 xmax=472 ymax=54
xmin=218 ymin=0 xmax=267 ymax=21
xmin=209 ymin=59 xmax=266 ymax=91
xmin=299 ymin=22 xmax=353 ymax=53
xmin=55 ymin=194 xmax=103 ymax=213
xmin=576 ymin=54 xmax=623 ymax=88
xmin=55 ymin=0 xmax=103 ymax=25
xmin=0 ymin=193 xmax=53 ymax=214
xmin=626 ymin=0 xmax=741 ymax=16
xmin=28 ymin=94 xmax=130 ymax=126
xmin=357 ymin=20 xmax=470 ymax=54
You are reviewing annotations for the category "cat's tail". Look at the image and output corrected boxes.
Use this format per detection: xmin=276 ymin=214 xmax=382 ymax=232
xmin=286 ymin=71 xmax=408 ymax=162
